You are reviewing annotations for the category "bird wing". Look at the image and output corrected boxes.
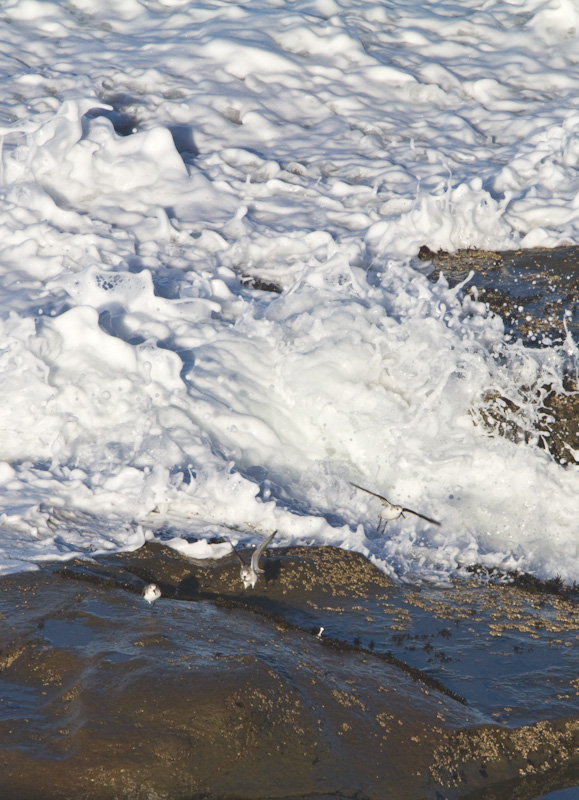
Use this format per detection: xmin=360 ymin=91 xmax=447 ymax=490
xmin=250 ymin=529 xmax=278 ymax=573
xmin=349 ymin=482 xmax=393 ymax=506
xmin=403 ymin=508 xmax=441 ymax=526
xmin=226 ymin=537 xmax=246 ymax=565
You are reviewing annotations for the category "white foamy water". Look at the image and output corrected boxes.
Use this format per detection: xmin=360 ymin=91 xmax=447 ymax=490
xmin=0 ymin=0 xmax=578 ymax=582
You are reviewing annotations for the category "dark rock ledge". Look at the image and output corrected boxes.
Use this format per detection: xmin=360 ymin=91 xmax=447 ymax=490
xmin=2 ymin=542 xmax=579 ymax=799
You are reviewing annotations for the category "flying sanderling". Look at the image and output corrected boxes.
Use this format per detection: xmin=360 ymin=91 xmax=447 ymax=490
xmin=350 ymin=482 xmax=440 ymax=531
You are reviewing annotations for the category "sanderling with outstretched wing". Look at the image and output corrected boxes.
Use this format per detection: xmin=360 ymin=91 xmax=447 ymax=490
xmin=229 ymin=530 xmax=278 ymax=589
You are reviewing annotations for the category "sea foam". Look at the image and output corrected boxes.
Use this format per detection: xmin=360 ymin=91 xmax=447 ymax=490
xmin=0 ymin=0 xmax=578 ymax=582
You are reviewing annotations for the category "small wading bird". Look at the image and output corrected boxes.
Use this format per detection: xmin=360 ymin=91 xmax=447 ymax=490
xmin=350 ymin=482 xmax=440 ymax=531
xmin=229 ymin=530 xmax=278 ymax=589
xmin=142 ymin=583 xmax=162 ymax=604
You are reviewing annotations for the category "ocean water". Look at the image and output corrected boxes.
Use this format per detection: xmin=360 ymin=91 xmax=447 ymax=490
xmin=0 ymin=0 xmax=579 ymax=583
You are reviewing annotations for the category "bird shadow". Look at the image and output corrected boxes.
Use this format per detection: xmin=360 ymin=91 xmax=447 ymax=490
xmin=263 ymin=558 xmax=282 ymax=583
xmin=175 ymin=573 xmax=201 ymax=600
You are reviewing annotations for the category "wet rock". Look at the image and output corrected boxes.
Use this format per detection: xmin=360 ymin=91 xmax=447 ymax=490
xmin=420 ymin=244 xmax=579 ymax=464
xmin=420 ymin=243 xmax=579 ymax=347
xmin=2 ymin=544 xmax=579 ymax=799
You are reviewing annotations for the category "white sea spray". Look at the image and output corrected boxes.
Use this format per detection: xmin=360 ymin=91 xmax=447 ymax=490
xmin=0 ymin=0 xmax=577 ymax=582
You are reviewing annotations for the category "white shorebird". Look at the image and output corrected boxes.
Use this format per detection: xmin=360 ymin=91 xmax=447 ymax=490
xmin=142 ymin=583 xmax=162 ymax=604
xmin=350 ymin=482 xmax=440 ymax=531
xmin=229 ymin=530 xmax=278 ymax=589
